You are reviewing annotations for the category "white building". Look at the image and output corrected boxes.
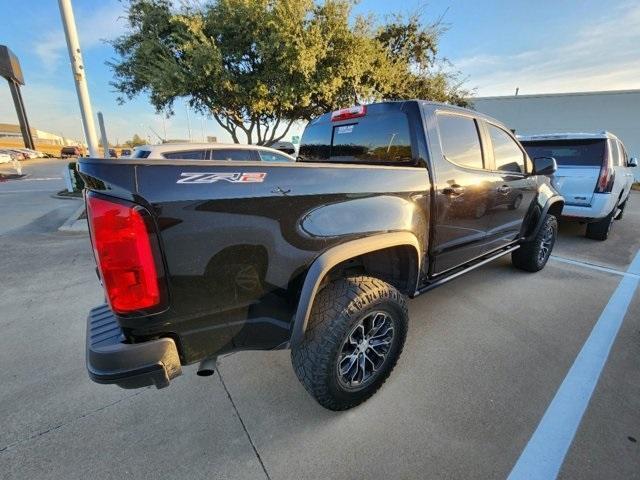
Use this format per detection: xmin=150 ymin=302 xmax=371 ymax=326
xmin=0 ymin=122 xmax=82 ymax=146
xmin=471 ymin=89 xmax=640 ymax=167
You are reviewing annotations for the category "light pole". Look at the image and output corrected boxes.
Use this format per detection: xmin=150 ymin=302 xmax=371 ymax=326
xmin=186 ymin=104 xmax=192 ymax=142
xmin=58 ymin=0 xmax=99 ymax=157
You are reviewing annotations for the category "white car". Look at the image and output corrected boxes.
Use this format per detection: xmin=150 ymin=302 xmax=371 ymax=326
xmin=519 ymin=131 xmax=637 ymax=240
xmin=0 ymin=151 xmax=13 ymax=164
xmin=0 ymin=151 xmax=22 ymax=175
xmin=13 ymin=148 xmax=40 ymax=159
xmin=130 ymin=143 xmax=296 ymax=162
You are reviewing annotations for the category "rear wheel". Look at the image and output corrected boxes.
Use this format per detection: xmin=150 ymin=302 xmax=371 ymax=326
xmin=512 ymin=214 xmax=557 ymax=272
xmin=585 ymin=207 xmax=615 ymax=241
xmin=291 ymin=276 xmax=408 ymax=411
xmin=616 ymin=197 xmax=628 ymax=220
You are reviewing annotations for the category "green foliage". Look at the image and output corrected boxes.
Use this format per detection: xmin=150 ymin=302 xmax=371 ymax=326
xmin=68 ymin=162 xmax=85 ymax=192
xmin=124 ymin=134 xmax=147 ymax=147
xmin=110 ymin=0 xmax=469 ymax=145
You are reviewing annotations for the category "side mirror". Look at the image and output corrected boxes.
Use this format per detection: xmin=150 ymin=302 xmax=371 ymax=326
xmin=533 ymin=156 xmax=557 ymax=176
xmin=628 ymin=157 xmax=638 ymax=167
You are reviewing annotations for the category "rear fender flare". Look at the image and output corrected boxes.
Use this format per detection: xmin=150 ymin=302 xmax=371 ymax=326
xmin=524 ymin=196 xmax=564 ymax=242
xmin=289 ymin=232 xmax=421 ymax=346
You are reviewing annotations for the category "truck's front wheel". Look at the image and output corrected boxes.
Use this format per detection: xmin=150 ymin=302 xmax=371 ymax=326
xmin=292 ymin=276 xmax=408 ymax=411
xmin=512 ymin=214 xmax=558 ymax=272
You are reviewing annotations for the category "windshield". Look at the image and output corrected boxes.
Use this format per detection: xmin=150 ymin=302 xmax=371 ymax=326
xmin=521 ymin=139 xmax=606 ymax=167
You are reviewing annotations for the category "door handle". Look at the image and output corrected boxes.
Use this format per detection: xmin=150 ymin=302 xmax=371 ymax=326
xmin=443 ymin=185 xmax=464 ymax=196
xmin=497 ymin=185 xmax=511 ymax=194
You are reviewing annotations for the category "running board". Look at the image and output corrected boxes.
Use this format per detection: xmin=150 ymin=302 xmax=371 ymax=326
xmin=413 ymin=245 xmax=520 ymax=296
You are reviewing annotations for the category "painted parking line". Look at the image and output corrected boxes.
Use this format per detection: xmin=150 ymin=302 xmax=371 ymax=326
xmin=550 ymin=255 xmax=640 ymax=279
xmin=508 ymin=249 xmax=640 ymax=480
xmin=21 ymin=177 xmax=63 ymax=181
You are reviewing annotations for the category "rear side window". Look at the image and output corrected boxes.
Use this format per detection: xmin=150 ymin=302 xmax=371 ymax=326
xmin=521 ymin=139 xmax=606 ymax=167
xmin=211 ymin=149 xmax=254 ymax=161
xmin=258 ymin=150 xmax=293 ymax=162
xmin=488 ymin=125 xmax=525 ymax=173
xmin=163 ymin=149 xmax=207 ymax=160
xmin=437 ymin=114 xmax=483 ymax=169
xmin=299 ymin=111 xmax=412 ymax=164
xmin=610 ymin=140 xmax=623 ymax=167
xmin=619 ymin=141 xmax=629 ymax=166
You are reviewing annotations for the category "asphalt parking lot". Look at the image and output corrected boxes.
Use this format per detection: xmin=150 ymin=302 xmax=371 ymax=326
xmin=1 ymin=158 xmax=639 ymax=479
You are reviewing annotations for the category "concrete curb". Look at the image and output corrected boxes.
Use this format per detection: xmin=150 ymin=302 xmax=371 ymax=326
xmin=58 ymin=204 xmax=88 ymax=233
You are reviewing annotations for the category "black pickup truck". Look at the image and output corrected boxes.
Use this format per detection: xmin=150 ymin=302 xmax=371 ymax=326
xmin=80 ymin=101 xmax=564 ymax=410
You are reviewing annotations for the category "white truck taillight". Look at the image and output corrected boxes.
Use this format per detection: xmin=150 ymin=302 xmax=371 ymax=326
xmin=595 ymin=146 xmax=615 ymax=193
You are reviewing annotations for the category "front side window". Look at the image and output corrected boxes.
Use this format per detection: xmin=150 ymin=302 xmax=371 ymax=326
xmin=210 ymin=149 xmax=254 ymax=161
xmin=163 ymin=149 xmax=206 ymax=160
xmin=488 ymin=125 xmax=525 ymax=174
xmin=437 ymin=113 xmax=484 ymax=169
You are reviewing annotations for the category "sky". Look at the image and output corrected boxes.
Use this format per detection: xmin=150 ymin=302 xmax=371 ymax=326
xmin=0 ymin=0 xmax=638 ymax=144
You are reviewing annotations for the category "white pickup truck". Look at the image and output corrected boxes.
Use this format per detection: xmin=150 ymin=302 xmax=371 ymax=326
xmin=519 ymin=132 xmax=637 ymax=240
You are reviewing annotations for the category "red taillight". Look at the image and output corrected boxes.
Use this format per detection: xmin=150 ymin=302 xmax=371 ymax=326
xmin=86 ymin=194 xmax=164 ymax=314
xmin=595 ymin=145 xmax=615 ymax=193
xmin=331 ymin=105 xmax=367 ymax=122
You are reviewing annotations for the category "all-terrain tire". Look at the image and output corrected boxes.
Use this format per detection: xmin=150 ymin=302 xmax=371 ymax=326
xmin=512 ymin=214 xmax=558 ymax=272
xmin=585 ymin=207 xmax=615 ymax=241
xmin=291 ymin=276 xmax=408 ymax=411
xmin=616 ymin=197 xmax=628 ymax=220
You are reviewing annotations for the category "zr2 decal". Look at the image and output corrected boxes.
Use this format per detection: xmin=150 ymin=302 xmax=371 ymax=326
xmin=177 ymin=172 xmax=267 ymax=184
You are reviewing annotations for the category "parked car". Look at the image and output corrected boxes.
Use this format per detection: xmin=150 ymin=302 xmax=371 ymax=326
xmin=519 ymin=132 xmax=637 ymax=240
xmin=271 ymin=140 xmax=297 ymax=155
xmin=0 ymin=149 xmax=21 ymax=162
xmin=12 ymin=148 xmax=39 ymax=159
xmin=130 ymin=142 xmax=296 ymax=162
xmin=4 ymin=149 xmax=26 ymax=161
xmin=61 ymin=146 xmax=83 ymax=158
xmin=0 ymin=151 xmax=14 ymax=164
xmin=120 ymin=148 xmax=132 ymax=157
xmin=79 ymin=101 xmax=563 ymax=410
xmin=16 ymin=148 xmax=45 ymax=158
xmin=0 ymin=151 xmax=22 ymax=175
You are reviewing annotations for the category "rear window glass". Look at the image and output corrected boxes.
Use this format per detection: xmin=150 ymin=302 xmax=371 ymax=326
xmin=521 ymin=139 xmax=606 ymax=166
xmin=132 ymin=149 xmax=151 ymax=159
xmin=299 ymin=111 xmax=413 ymax=164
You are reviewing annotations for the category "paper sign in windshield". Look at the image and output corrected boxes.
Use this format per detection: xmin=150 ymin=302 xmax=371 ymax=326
xmin=336 ymin=125 xmax=354 ymax=134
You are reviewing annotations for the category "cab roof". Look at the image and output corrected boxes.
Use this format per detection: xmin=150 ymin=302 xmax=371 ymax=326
xmin=518 ymin=131 xmax=619 ymax=142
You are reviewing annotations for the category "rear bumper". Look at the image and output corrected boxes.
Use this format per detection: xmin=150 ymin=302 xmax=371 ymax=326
xmin=86 ymin=304 xmax=182 ymax=389
xmin=561 ymin=193 xmax=616 ymax=221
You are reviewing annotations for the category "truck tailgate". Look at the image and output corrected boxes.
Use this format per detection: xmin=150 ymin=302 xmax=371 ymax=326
xmin=553 ymin=166 xmax=599 ymax=206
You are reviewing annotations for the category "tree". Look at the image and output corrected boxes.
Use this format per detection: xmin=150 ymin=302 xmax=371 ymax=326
xmin=110 ymin=0 xmax=469 ymax=145
xmin=124 ymin=134 xmax=147 ymax=147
